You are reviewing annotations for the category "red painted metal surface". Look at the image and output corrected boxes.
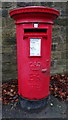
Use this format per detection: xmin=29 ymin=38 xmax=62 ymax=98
xmin=9 ymin=7 xmax=60 ymax=100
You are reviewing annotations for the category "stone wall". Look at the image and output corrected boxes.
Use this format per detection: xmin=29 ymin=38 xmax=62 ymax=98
xmin=2 ymin=2 xmax=67 ymax=82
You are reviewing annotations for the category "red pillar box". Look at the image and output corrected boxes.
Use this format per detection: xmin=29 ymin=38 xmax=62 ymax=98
xmin=9 ymin=7 xmax=60 ymax=109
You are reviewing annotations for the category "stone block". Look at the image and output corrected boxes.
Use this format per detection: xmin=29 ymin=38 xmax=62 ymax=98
xmin=66 ymin=50 xmax=68 ymax=58
xmin=52 ymin=25 xmax=66 ymax=43
xmin=2 ymin=71 xmax=17 ymax=82
xmin=2 ymin=9 xmax=8 ymax=17
xmin=51 ymin=51 xmax=61 ymax=59
xmin=0 ymin=1 xmax=2 ymax=8
xmin=2 ymin=28 xmax=16 ymax=45
xmin=2 ymin=45 xmax=16 ymax=54
xmin=0 ymin=29 xmax=2 ymax=42
xmin=51 ymin=59 xmax=57 ymax=68
xmin=0 ymin=46 xmax=2 ymax=54
xmin=2 ymin=2 xmax=13 ymax=9
xmin=52 ymin=43 xmax=58 ymax=51
xmin=2 ymin=62 xmax=17 ymax=71
xmin=0 ymin=8 xmax=2 ymax=18
xmin=61 ymin=51 xmax=67 ymax=59
xmin=51 ymin=65 xmax=65 ymax=74
xmin=2 ymin=53 xmax=16 ymax=63
xmin=2 ymin=16 xmax=15 ymax=29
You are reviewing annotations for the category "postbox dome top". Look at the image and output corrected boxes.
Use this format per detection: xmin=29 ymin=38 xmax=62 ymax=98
xmin=9 ymin=6 xmax=60 ymax=24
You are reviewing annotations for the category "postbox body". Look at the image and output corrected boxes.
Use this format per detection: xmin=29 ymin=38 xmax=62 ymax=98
xmin=9 ymin=7 xmax=60 ymax=100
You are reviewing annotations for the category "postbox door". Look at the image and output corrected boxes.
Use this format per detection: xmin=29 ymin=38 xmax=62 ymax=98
xmin=21 ymin=35 xmax=51 ymax=99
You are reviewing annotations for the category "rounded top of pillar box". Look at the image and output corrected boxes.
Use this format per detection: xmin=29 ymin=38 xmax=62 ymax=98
xmin=9 ymin=6 xmax=60 ymax=24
